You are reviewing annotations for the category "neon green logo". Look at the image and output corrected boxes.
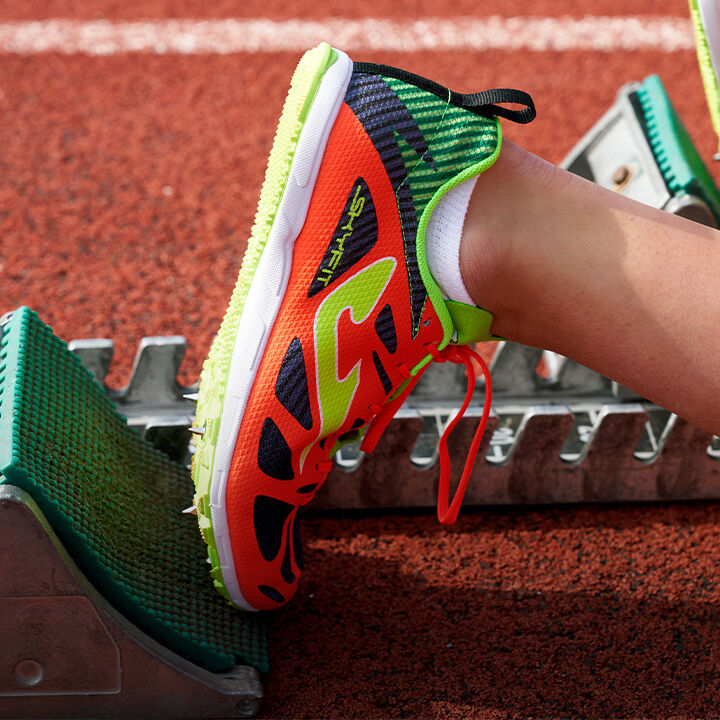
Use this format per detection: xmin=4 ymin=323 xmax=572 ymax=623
xmin=317 ymin=183 xmax=366 ymax=288
xmin=314 ymin=257 xmax=396 ymax=438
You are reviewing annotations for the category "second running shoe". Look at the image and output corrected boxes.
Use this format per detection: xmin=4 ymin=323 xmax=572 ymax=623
xmin=690 ymin=0 xmax=720 ymax=156
xmin=191 ymin=43 xmax=535 ymax=611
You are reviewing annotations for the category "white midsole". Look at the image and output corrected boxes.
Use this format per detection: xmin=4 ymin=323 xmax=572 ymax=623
xmin=209 ymin=48 xmax=353 ymax=611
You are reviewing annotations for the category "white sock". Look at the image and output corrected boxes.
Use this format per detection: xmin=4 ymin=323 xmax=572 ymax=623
xmin=425 ymin=176 xmax=477 ymax=305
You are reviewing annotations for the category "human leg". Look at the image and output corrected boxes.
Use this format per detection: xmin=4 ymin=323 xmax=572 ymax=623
xmin=461 ymin=139 xmax=720 ymax=434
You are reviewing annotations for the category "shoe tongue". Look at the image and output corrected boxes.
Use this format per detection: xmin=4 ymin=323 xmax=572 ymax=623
xmin=445 ymin=300 xmax=503 ymax=344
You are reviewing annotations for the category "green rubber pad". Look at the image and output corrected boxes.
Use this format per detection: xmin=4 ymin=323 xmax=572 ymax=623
xmin=0 ymin=307 xmax=267 ymax=673
xmin=636 ymin=74 xmax=720 ymax=224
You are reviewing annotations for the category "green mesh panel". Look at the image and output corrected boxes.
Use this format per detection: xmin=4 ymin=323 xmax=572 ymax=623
xmin=385 ymin=76 xmax=499 ymax=220
xmin=0 ymin=307 xmax=267 ymax=673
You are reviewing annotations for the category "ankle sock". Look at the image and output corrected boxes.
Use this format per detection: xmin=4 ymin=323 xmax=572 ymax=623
xmin=425 ymin=176 xmax=478 ymax=306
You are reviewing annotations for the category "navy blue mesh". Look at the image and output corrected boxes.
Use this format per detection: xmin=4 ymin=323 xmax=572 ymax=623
xmin=308 ymin=177 xmax=378 ymax=297
xmin=373 ymin=351 xmax=393 ymax=395
xmin=375 ymin=305 xmax=397 ymax=357
xmin=345 ymin=73 xmax=432 ymax=337
xmin=257 ymin=417 xmax=294 ymax=481
xmin=275 ymin=337 xmax=313 ymax=431
xmin=253 ymin=495 xmax=293 ymax=562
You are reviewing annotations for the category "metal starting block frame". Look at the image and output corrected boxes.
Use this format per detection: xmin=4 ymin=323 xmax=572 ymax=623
xmin=562 ymin=79 xmax=719 ymax=226
xmin=66 ymin=335 xmax=720 ymax=510
xmin=0 ymin=484 xmax=262 ymax=719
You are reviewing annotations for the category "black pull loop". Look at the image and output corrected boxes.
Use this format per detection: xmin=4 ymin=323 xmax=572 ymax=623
xmin=451 ymin=88 xmax=536 ymax=125
xmin=353 ymin=61 xmax=536 ymax=126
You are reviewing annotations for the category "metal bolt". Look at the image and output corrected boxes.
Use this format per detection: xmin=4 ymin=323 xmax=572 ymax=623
xmin=612 ymin=165 xmax=631 ymax=186
xmin=236 ymin=697 xmax=257 ymax=716
xmin=14 ymin=659 xmax=44 ymax=687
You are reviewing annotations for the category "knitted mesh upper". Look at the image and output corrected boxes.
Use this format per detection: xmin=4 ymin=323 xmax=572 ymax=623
xmin=345 ymin=71 xmax=500 ymax=336
xmin=384 ymin=75 xmax=499 ymax=214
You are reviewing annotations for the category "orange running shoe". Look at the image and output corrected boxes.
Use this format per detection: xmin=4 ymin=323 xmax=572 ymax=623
xmin=191 ymin=43 xmax=535 ymax=610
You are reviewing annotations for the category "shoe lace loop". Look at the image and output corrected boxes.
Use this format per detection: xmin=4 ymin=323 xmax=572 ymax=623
xmin=359 ymin=344 xmax=492 ymax=525
xmin=353 ymin=62 xmax=536 ymax=125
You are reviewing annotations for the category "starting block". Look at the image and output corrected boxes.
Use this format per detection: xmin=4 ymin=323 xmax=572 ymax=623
xmin=0 ymin=308 xmax=265 ymax=718
xmin=562 ymin=74 xmax=720 ymax=227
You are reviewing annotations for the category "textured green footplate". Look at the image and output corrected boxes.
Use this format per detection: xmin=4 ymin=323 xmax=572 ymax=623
xmin=0 ymin=307 xmax=267 ymax=673
xmin=192 ymin=42 xmax=337 ymax=603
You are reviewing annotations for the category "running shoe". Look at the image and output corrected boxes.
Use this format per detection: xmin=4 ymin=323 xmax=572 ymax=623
xmin=191 ymin=43 xmax=535 ymax=611
xmin=690 ymin=0 xmax=720 ymax=156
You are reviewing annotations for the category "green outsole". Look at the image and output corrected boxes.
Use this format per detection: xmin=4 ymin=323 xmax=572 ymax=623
xmin=191 ymin=42 xmax=338 ymax=605
xmin=0 ymin=307 xmax=267 ymax=672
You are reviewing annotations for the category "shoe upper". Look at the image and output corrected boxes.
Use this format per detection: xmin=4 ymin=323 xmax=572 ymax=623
xmin=343 ymin=65 xmax=503 ymax=350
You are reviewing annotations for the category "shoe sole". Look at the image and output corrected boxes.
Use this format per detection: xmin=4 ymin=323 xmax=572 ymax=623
xmin=191 ymin=43 xmax=353 ymax=610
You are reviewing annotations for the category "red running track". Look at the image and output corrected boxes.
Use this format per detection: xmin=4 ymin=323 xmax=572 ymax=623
xmin=2 ymin=49 xmax=714 ymax=386
xmin=0 ymin=0 xmax=696 ymax=20
xmin=1 ymin=2 xmax=719 ymax=717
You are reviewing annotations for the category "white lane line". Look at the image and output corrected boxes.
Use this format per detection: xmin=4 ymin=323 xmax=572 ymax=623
xmin=0 ymin=16 xmax=695 ymax=55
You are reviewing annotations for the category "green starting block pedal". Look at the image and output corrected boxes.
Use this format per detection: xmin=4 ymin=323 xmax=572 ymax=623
xmin=0 ymin=307 xmax=266 ymax=718
xmin=563 ymin=74 xmax=720 ymax=228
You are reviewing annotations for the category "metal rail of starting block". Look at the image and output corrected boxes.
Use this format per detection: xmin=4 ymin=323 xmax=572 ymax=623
xmin=67 ymin=335 xmax=720 ymax=510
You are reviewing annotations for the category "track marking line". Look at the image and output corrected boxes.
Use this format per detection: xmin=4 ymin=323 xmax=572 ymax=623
xmin=0 ymin=17 xmax=696 ymax=55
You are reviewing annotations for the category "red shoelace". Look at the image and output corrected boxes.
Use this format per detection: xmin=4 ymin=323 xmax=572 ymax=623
xmin=359 ymin=343 xmax=492 ymax=524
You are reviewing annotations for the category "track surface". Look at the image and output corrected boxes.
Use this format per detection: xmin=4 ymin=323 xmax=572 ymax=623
xmin=0 ymin=1 xmax=696 ymax=19
xmin=2 ymin=2 xmax=720 ymax=718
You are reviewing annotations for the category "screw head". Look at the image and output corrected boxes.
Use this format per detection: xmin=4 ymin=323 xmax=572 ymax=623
xmin=236 ymin=697 xmax=257 ymax=716
xmin=14 ymin=659 xmax=44 ymax=687
xmin=612 ymin=165 xmax=631 ymax=187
